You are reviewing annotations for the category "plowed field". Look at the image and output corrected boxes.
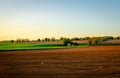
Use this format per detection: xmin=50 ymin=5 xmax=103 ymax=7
xmin=0 ymin=46 xmax=120 ymax=78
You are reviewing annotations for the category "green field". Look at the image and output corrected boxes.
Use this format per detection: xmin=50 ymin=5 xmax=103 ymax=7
xmin=0 ymin=42 xmax=89 ymax=51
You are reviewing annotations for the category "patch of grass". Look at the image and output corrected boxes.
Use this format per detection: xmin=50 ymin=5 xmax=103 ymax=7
xmin=0 ymin=42 xmax=89 ymax=51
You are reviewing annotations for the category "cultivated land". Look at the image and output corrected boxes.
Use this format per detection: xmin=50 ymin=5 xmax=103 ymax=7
xmin=0 ymin=42 xmax=88 ymax=51
xmin=0 ymin=46 xmax=120 ymax=78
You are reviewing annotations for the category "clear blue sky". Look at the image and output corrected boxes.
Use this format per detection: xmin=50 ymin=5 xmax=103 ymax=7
xmin=0 ymin=0 xmax=120 ymax=40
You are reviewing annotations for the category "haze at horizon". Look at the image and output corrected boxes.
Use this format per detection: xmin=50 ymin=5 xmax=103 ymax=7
xmin=0 ymin=0 xmax=120 ymax=40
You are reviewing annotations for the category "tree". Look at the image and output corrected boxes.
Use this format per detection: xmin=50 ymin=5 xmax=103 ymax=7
xmin=16 ymin=38 xmax=22 ymax=42
xmin=107 ymin=36 xmax=113 ymax=40
xmin=11 ymin=40 xmax=14 ymax=43
xmin=115 ymin=36 xmax=120 ymax=40
xmin=71 ymin=37 xmax=80 ymax=40
xmin=24 ymin=39 xmax=29 ymax=42
xmin=16 ymin=38 xmax=29 ymax=42
xmin=101 ymin=36 xmax=108 ymax=41
xmin=41 ymin=39 xmax=44 ymax=41
xmin=37 ymin=38 xmax=41 ymax=42
xmin=62 ymin=38 xmax=72 ymax=46
xmin=89 ymin=39 xmax=92 ymax=45
xmin=89 ymin=37 xmax=101 ymax=45
xmin=84 ymin=37 xmax=90 ymax=40
xmin=101 ymin=36 xmax=113 ymax=41
xmin=44 ymin=38 xmax=50 ymax=41
xmin=21 ymin=39 xmax=29 ymax=42
xmin=51 ymin=37 xmax=56 ymax=41
xmin=91 ymin=37 xmax=97 ymax=45
xmin=60 ymin=37 xmax=65 ymax=41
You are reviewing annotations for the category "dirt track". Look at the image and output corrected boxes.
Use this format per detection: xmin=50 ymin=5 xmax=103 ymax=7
xmin=0 ymin=46 xmax=120 ymax=78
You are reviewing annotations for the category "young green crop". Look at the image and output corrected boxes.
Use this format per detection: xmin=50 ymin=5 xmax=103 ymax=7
xmin=0 ymin=42 xmax=89 ymax=51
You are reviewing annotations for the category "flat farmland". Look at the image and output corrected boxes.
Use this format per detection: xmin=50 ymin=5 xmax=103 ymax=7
xmin=0 ymin=46 xmax=120 ymax=78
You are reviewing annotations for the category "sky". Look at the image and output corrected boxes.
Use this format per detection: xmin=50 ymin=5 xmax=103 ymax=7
xmin=0 ymin=0 xmax=120 ymax=40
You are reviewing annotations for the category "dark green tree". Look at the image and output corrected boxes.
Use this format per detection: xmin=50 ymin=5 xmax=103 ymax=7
xmin=16 ymin=38 xmax=22 ymax=42
xmin=71 ymin=37 xmax=80 ymax=40
xmin=51 ymin=37 xmax=56 ymax=41
xmin=60 ymin=37 xmax=65 ymax=41
xmin=44 ymin=38 xmax=50 ymax=41
xmin=11 ymin=40 xmax=14 ymax=43
xmin=62 ymin=38 xmax=72 ymax=46
xmin=37 ymin=38 xmax=41 ymax=42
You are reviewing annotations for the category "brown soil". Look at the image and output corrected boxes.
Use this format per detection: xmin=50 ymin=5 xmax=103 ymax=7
xmin=0 ymin=46 xmax=120 ymax=78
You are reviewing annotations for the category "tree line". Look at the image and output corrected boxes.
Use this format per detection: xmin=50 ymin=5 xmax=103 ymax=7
xmin=10 ymin=36 xmax=120 ymax=45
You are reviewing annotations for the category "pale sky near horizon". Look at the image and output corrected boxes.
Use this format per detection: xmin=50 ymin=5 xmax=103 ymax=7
xmin=0 ymin=0 xmax=120 ymax=40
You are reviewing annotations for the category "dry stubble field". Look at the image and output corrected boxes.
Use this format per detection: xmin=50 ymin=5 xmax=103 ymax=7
xmin=0 ymin=46 xmax=120 ymax=78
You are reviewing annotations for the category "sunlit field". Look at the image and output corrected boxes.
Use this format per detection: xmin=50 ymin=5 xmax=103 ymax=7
xmin=0 ymin=42 xmax=89 ymax=51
